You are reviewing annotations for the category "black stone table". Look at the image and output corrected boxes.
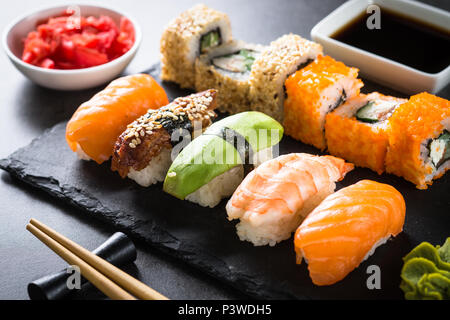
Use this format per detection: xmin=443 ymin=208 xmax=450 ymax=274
xmin=0 ymin=0 xmax=448 ymax=300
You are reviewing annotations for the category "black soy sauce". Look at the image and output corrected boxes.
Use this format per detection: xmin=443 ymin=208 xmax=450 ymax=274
xmin=331 ymin=8 xmax=450 ymax=74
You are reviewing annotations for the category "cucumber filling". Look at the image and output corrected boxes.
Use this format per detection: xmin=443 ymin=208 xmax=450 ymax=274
xmin=356 ymin=99 xmax=399 ymax=123
xmin=212 ymin=49 xmax=258 ymax=73
xmin=200 ymin=29 xmax=221 ymax=53
xmin=428 ymin=130 xmax=450 ymax=168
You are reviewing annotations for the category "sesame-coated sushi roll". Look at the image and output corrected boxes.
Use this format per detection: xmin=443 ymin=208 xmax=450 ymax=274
xmin=249 ymin=34 xmax=323 ymax=122
xmin=160 ymin=4 xmax=232 ymax=89
xmin=195 ymin=40 xmax=265 ymax=114
xmin=284 ymin=55 xmax=364 ymax=150
xmin=111 ymin=90 xmax=218 ymax=187
xmin=385 ymin=92 xmax=450 ymax=189
xmin=325 ymin=92 xmax=407 ymax=174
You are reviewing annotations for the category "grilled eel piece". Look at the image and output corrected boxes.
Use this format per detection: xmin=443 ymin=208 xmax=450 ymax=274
xmin=111 ymin=89 xmax=218 ymax=178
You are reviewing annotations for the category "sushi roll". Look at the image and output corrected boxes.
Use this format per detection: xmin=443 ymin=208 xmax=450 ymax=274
xmin=111 ymin=90 xmax=218 ymax=187
xmin=385 ymin=92 xmax=450 ymax=189
xmin=195 ymin=40 xmax=265 ymax=114
xmin=226 ymin=153 xmax=354 ymax=246
xmin=66 ymin=74 xmax=169 ymax=164
xmin=294 ymin=180 xmax=406 ymax=286
xmin=284 ymin=56 xmax=363 ymax=150
xmin=325 ymin=92 xmax=407 ymax=174
xmin=249 ymin=34 xmax=323 ymax=122
xmin=163 ymin=111 xmax=284 ymax=208
xmin=160 ymin=4 xmax=232 ymax=89
xmin=284 ymin=55 xmax=364 ymax=150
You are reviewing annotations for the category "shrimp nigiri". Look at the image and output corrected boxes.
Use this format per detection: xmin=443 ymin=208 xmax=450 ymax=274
xmin=66 ymin=74 xmax=169 ymax=164
xmin=226 ymin=153 xmax=354 ymax=246
xmin=294 ymin=180 xmax=406 ymax=286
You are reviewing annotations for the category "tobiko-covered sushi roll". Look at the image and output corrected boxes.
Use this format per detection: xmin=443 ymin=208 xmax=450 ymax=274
xmin=226 ymin=153 xmax=354 ymax=246
xmin=249 ymin=34 xmax=323 ymax=122
xmin=325 ymin=92 xmax=407 ymax=174
xmin=195 ymin=40 xmax=265 ymax=114
xmin=160 ymin=4 xmax=233 ymax=89
xmin=163 ymin=111 xmax=284 ymax=208
xmin=66 ymin=74 xmax=169 ymax=164
xmin=294 ymin=180 xmax=405 ymax=286
xmin=284 ymin=55 xmax=364 ymax=150
xmin=385 ymin=92 xmax=450 ymax=189
xmin=111 ymin=90 xmax=218 ymax=187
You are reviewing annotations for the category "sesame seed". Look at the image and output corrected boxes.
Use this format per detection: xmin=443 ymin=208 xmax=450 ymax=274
xmin=119 ymin=90 xmax=217 ymax=148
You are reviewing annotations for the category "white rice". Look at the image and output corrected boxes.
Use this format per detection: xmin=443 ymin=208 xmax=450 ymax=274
xmin=317 ymin=75 xmax=362 ymax=133
xmin=127 ymin=147 xmax=172 ymax=187
xmin=185 ymin=20 xmax=232 ymax=65
xmin=75 ymin=143 xmax=91 ymax=161
xmin=229 ymin=179 xmax=335 ymax=247
xmin=251 ymin=146 xmax=274 ymax=167
xmin=186 ymin=165 xmax=244 ymax=208
xmin=186 ymin=147 xmax=273 ymax=208
xmin=297 ymin=235 xmax=392 ymax=266
xmin=420 ymin=118 xmax=450 ymax=184
xmin=362 ymin=236 xmax=391 ymax=262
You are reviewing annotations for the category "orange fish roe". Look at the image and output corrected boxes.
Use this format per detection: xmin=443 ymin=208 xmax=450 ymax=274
xmin=284 ymin=55 xmax=363 ymax=150
xmin=325 ymin=93 xmax=406 ymax=174
xmin=385 ymin=92 xmax=450 ymax=189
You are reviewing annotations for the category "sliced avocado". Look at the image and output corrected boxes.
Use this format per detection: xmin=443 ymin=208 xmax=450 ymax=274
xmin=356 ymin=99 xmax=399 ymax=123
xmin=163 ymin=135 xmax=241 ymax=199
xmin=200 ymin=30 xmax=220 ymax=53
xmin=429 ymin=130 xmax=450 ymax=168
xmin=204 ymin=111 xmax=284 ymax=152
xmin=163 ymin=111 xmax=284 ymax=199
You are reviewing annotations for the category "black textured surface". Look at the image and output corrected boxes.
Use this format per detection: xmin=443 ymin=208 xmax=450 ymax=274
xmin=1 ymin=63 xmax=449 ymax=300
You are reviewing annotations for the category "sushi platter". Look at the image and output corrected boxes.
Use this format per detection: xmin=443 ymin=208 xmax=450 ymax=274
xmin=1 ymin=61 xmax=449 ymax=299
xmin=1 ymin=2 xmax=449 ymax=300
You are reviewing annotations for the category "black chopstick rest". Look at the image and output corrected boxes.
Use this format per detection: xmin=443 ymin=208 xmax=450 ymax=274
xmin=27 ymin=232 xmax=137 ymax=300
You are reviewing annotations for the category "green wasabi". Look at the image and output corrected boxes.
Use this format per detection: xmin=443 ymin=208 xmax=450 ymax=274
xmin=163 ymin=112 xmax=283 ymax=200
xmin=400 ymin=238 xmax=450 ymax=300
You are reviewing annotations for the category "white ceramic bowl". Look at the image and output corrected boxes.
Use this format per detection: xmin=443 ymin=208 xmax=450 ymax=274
xmin=2 ymin=4 xmax=142 ymax=90
xmin=311 ymin=0 xmax=450 ymax=94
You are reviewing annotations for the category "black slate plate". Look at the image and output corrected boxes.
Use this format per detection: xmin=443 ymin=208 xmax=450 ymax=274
xmin=1 ymin=64 xmax=449 ymax=299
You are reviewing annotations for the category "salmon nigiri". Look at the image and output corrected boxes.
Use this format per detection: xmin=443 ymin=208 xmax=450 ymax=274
xmin=226 ymin=153 xmax=354 ymax=246
xmin=294 ymin=180 xmax=406 ymax=286
xmin=66 ymin=74 xmax=169 ymax=164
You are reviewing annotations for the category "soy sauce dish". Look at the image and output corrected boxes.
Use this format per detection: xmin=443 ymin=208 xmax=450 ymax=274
xmin=311 ymin=0 xmax=450 ymax=94
xmin=2 ymin=4 xmax=142 ymax=90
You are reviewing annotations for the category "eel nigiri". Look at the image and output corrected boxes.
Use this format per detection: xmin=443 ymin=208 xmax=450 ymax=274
xmin=66 ymin=74 xmax=169 ymax=164
xmin=294 ymin=180 xmax=406 ymax=286
xmin=226 ymin=153 xmax=354 ymax=246
xmin=111 ymin=90 xmax=218 ymax=187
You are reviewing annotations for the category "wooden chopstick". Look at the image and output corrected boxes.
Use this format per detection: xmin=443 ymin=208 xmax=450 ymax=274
xmin=27 ymin=219 xmax=169 ymax=300
xmin=26 ymin=223 xmax=135 ymax=300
